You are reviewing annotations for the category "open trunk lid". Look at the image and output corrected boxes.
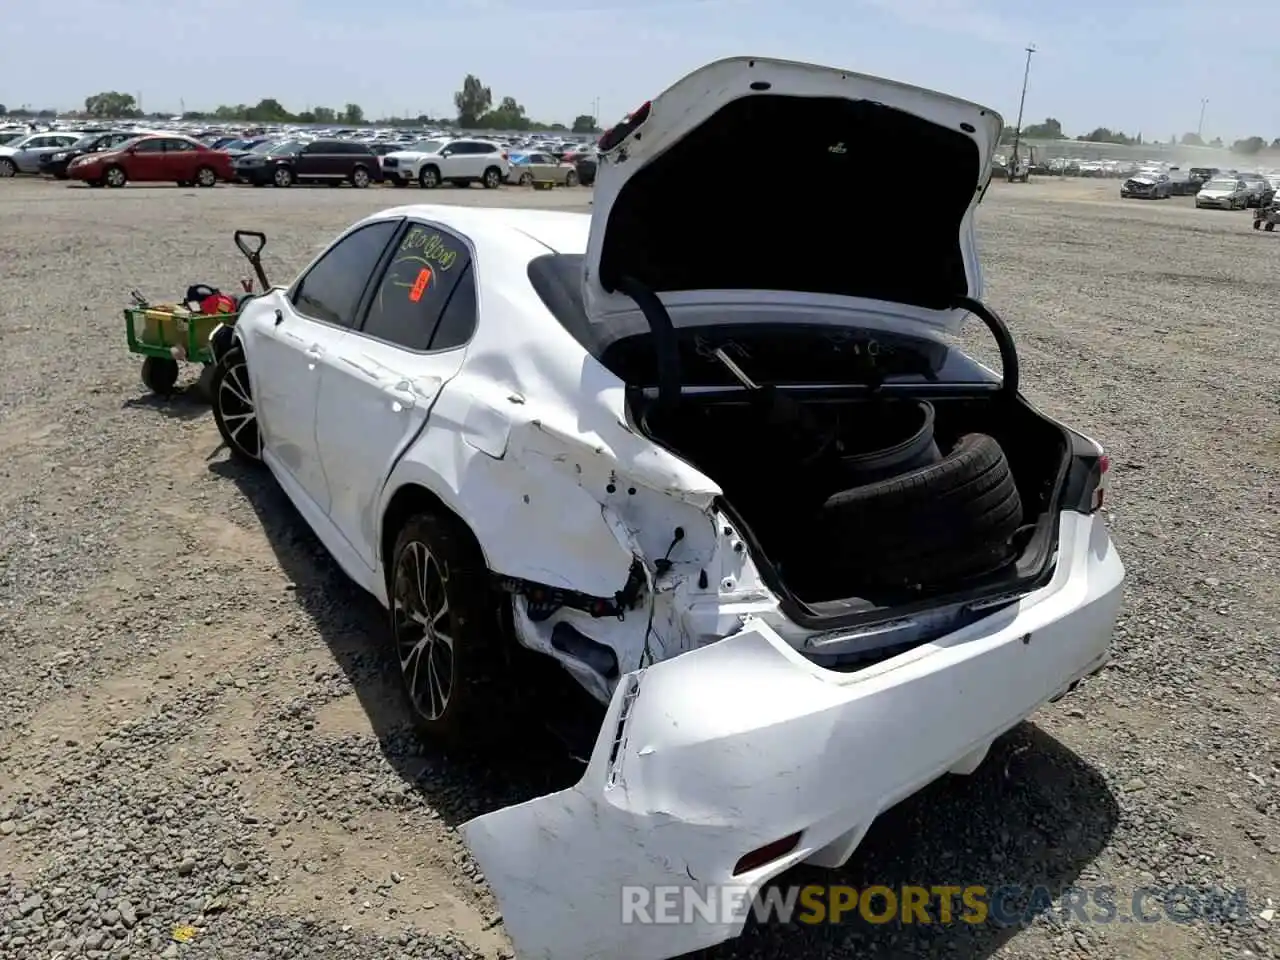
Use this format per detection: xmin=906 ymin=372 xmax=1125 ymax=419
xmin=582 ymin=57 xmax=1004 ymax=335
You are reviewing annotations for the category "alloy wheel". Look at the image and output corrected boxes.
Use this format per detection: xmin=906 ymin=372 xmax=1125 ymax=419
xmin=393 ymin=541 xmax=455 ymax=722
xmin=0 ymin=159 xmax=15 ymax=178
xmin=197 ymin=167 xmax=216 ymax=187
xmin=106 ymin=167 xmax=125 ymax=187
xmin=352 ymin=168 xmax=370 ymax=188
xmin=216 ymin=359 xmax=262 ymax=459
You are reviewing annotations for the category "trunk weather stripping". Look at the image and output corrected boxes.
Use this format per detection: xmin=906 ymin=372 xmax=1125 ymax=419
xmin=951 ymin=295 xmax=1019 ymax=396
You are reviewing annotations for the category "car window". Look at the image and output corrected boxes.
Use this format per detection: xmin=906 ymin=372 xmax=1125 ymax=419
xmin=360 ymin=224 xmax=473 ymax=351
xmin=430 ymin=265 xmax=477 ymax=351
xmin=163 ymin=139 xmax=195 ymax=152
xmin=292 ymin=221 xmax=400 ymax=328
xmin=133 ymin=139 xmax=165 ymax=153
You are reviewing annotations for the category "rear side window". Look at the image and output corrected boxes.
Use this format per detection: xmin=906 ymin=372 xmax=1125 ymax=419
xmin=292 ymin=220 xmax=400 ymax=328
xmin=359 ymin=224 xmax=474 ymax=351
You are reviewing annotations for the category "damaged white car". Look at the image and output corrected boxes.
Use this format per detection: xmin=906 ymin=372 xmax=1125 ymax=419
xmin=208 ymin=56 xmax=1124 ymax=960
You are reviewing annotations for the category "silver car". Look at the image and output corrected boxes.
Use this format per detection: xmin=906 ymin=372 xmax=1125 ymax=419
xmin=1195 ymin=177 xmax=1249 ymax=210
xmin=0 ymin=132 xmax=83 ymax=177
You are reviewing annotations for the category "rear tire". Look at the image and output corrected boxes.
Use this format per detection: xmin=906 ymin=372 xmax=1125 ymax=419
xmin=818 ymin=433 xmax=1024 ymax=589
xmin=351 ymin=166 xmax=371 ymax=188
xmin=389 ymin=512 xmax=507 ymax=749
xmin=482 ymin=166 xmax=502 ymax=189
xmin=1267 ymin=222 xmax=1276 ymax=232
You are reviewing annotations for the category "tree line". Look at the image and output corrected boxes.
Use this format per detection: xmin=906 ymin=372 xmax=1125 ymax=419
xmin=0 ymin=79 xmax=601 ymax=135
xmin=1004 ymin=117 xmax=1280 ymax=155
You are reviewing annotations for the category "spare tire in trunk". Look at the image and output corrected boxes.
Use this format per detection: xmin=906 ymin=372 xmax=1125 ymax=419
xmin=816 ymin=432 xmax=1023 ymax=590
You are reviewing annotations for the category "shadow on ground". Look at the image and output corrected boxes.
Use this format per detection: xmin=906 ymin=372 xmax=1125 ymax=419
xmin=209 ymin=454 xmax=1119 ymax=960
xmin=121 ymin=387 xmax=211 ymax=421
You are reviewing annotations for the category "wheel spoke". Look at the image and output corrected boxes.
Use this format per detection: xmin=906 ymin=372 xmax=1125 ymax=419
xmin=224 ymin=367 xmax=252 ymax=407
xmin=393 ymin=539 xmax=456 ymax=723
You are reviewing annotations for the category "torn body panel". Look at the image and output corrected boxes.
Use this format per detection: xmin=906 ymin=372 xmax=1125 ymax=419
xmin=463 ymin=511 xmax=1123 ymax=960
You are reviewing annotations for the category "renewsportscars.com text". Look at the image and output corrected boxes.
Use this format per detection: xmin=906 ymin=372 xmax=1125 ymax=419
xmin=622 ymin=883 xmax=1249 ymax=926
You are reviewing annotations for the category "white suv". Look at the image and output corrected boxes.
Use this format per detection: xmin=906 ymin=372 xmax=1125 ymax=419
xmin=381 ymin=137 xmax=508 ymax=189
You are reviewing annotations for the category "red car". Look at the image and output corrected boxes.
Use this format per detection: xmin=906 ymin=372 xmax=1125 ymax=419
xmin=67 ymin=134 xmax=235 ymax=188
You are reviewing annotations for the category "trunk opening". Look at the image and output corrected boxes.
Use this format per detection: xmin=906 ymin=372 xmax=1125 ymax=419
xmin=637 ymin=384 xmax=1072 ymax=614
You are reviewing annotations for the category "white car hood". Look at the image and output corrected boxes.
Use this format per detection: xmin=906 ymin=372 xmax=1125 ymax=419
xmin=582 ymin=56 xmax=1003 ymax=335
xmin=1199 ymin=188 xmax=1233 ymax=198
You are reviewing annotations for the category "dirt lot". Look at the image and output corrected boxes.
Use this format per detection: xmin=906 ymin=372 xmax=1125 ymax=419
xmin=0 ymin=176 xmax=1276 ymax=960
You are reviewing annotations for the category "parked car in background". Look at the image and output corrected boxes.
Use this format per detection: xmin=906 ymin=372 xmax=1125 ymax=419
xmin=220 ymin=137 xmax=273 ymax=159
xmin=381 ymin=138 xmax=509 ymax=189
xmin=66 ymin=134 xmax=235 ymax=188
xmin=1195 ymin=176 xmax=1250 ymax=209
xmin=232 ymin=139 xmax=381 ymax=188
xmin=1239 ymin=174 xmax=1275 ymax=208
xmin=1188 ymin=167 xmax=1219 ymax=188
xmin=37 ymin=130 xmax=138 ymax=179
xmin=1120 ymin=173 xmax=1171 ymax=199
xmin=574 ymin=150 xmax=598 ymax=186
xmin=507 ymin=152 xmax=580 ymax=186
xmin=0 ymin=131 xmax=83 ymax=177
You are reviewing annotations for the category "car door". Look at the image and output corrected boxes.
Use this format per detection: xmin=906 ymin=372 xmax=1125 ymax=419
xmin=127 ymin=138 xmax=167 ymax=180
xmin=161 ymin=138 xmax=199 ymax=180
xmin=18 ymin=136 xmax=68 ymax=172
xmin=313 ymin=220 xmax=477 ymax=571
xmin=253 ymin=218 xmax=402 ymax=513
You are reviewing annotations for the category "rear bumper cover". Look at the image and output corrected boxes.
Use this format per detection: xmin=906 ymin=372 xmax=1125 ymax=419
xmin=463 ymin=511 xmax=1124 ymax=960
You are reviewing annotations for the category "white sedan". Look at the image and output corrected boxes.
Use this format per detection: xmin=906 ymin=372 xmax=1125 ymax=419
xmin=206 ymin=56 xmax=1124 ymax=960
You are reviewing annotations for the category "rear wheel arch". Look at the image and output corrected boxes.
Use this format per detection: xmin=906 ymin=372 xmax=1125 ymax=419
xmin=380 ymin=483 xmax=490 ymax=593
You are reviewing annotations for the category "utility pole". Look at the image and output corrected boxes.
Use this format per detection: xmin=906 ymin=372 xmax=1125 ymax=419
xmin=1010 ymin=44 xmax=1035 ymax=169
xmin=1197 ymin=98 xmax=1208 ymax=140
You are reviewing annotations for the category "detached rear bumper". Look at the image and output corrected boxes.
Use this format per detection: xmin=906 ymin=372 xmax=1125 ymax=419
xmin=463 ymin=512 xmax=1124 ymax=960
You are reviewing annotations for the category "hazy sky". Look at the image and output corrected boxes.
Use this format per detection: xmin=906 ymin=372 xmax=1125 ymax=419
xmin=6 ymin=0 xmax=1278 ymax=140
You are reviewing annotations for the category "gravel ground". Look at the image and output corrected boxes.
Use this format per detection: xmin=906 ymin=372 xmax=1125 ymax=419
xmin=0 ymin=176 xmax=1276 ymax=960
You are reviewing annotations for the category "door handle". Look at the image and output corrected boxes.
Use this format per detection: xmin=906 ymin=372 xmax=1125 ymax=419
xmin=305 ymin=345 xmax=323 ymax=370
xmin=386 ymin=380 xmax=416 ymax=411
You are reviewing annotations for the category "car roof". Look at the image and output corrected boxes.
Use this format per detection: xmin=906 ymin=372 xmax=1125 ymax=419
xmin=359 ymin=204 xmax=590 ymax=255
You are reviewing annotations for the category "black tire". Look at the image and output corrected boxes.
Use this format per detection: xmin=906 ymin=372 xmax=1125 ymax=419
xmin=482 ymin=166 xmax=502 ymax=189
xmin=418 ymin=165 xmax=441 ymax=188
xmin=1254 ymin=220 xmax=1262 ymax=230
xmin=273 ymin=165 xmax=293 ymax=188
xmin=0 ymin=158 xmax=15 ymax=178
xmin=518 ymin=171 xmax=533 ymax=187
xmin=350 ymin=166 xmax=371 ymax=188
xmin=104 ymin=165 xmax=127 ymax=188
xmin=819 ymin=433 xmax=1023 ymax=588
xmin=1267 ymin=222 xmax=1276 ymax=232
xmin=389 ymin=512 xmax=506 ymax=749
xmin=195 ymin=166 xmax=217 ymax=187
xmin=140 ymin=356 xmax=179 ymax=395
xmin=565 ymin=169 xmax=579 ymax=187
xmin=210 ymin=345 xmax=263 ymax=464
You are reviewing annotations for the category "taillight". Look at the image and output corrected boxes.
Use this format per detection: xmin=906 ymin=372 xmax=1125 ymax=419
xmin=501 ymin=151 xmax=508 ymax=160
xmin=1092 ymin=454 xmax=1110 ymax=511
xmin=1063 ymin=437 xmax=1110 ymax=515
xmin=598 ymin=100 xmax=652 ymax=152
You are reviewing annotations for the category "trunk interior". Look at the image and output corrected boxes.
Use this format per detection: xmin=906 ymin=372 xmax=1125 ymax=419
xmin=638 ymin=388 xmax=1071 ymax=609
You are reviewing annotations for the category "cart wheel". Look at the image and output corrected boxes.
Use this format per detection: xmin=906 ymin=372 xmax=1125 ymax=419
xmin=1254 ymin=219 xmax=1262 ymax=229
xmin=194 ymin=363 xmax=218 ymax=402
xmin=1267 ymin=223 xmax=1276 ymax=232
xmin=141 ymin=356 xmax=180 ymax=395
